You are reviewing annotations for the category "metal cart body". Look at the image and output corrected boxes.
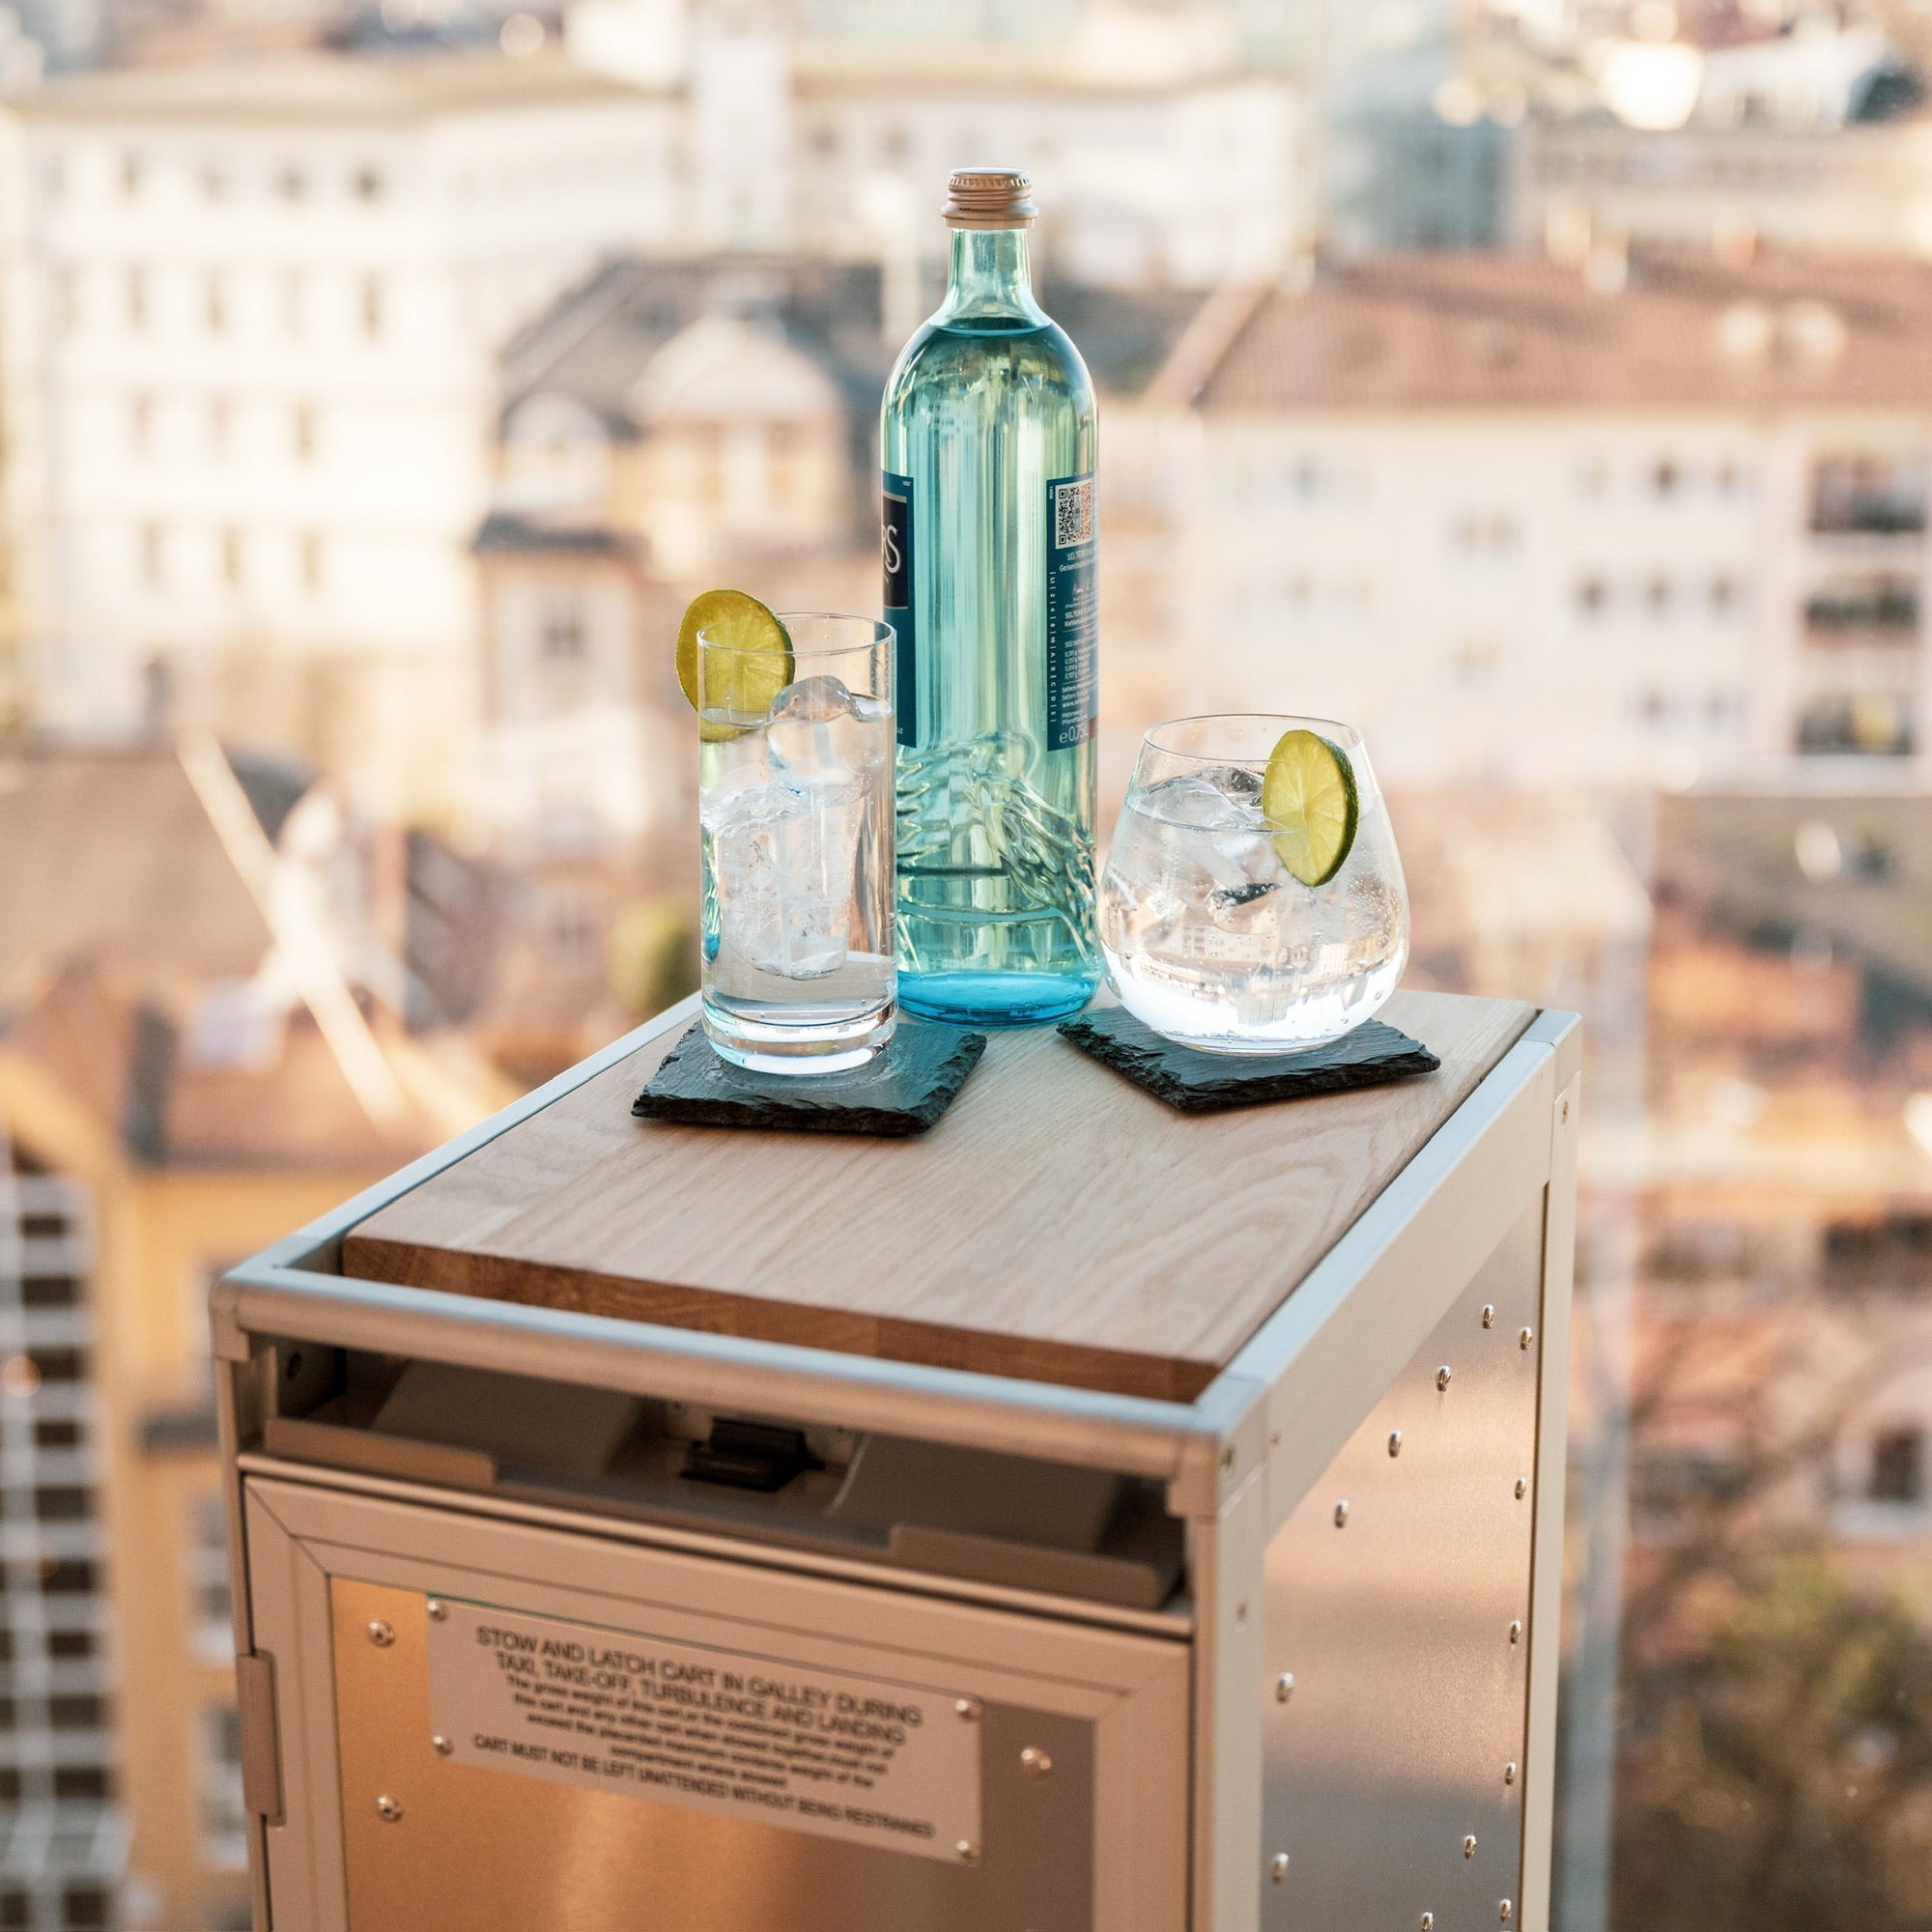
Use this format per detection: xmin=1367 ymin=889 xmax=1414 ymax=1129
xmin=213 ymin=994 xmax=1580 ymax=1932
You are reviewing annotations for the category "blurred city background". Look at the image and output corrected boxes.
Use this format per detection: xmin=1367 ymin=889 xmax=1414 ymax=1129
xmin=0 ymin=0 xmax=1929 ymax=1925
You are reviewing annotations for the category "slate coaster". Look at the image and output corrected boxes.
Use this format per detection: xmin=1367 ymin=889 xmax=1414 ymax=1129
xmin=1057 ymin=1007 xmax=1439 ymax=1116
xmin=633 ymin=1020 xmax=988 ymax=1138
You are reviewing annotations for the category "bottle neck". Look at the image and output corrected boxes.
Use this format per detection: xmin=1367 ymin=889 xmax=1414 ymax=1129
xmin=939 ymin=227 xmax=1046 ymax=327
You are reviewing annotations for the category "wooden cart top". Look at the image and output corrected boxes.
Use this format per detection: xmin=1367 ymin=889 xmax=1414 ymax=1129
xmin=344 ymin=990 xmax=1537 ymax=1404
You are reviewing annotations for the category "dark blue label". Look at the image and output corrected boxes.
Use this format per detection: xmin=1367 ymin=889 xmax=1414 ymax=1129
xmin=882 ymin=471 xmax=915 ymax=748
xmin=1045 ymin=472 xmax=1096 ymax=751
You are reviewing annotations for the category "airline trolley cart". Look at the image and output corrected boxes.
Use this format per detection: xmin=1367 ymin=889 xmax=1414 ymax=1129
xmin=212 ymin=989 xmax=1580 ymax=1932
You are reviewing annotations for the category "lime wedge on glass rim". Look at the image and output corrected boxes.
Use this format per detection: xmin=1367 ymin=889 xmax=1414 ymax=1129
xmin=1261 ymin=727 xmax=1359 ymax=888
xmin=676 ymin=589 xmax=794 ymax=739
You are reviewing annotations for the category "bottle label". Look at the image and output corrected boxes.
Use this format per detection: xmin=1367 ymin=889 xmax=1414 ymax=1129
xmin=1045 ymin=472 xmax=1097 ymax=751
xmin=882 ymin=471 xmax=916 ymax=748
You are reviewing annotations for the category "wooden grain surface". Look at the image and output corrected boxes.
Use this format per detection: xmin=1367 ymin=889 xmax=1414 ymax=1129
xmin=344 ymin=990 xmax=1537 ymax=1403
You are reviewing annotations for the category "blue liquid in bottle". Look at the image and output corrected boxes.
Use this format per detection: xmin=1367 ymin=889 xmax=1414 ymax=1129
xmin=881 ymin=170 xmax=1099 ymax=1027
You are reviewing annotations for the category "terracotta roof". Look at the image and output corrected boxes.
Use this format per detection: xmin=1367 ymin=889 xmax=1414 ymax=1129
xmin=1657 ymin=786 xmax=1932 ymax=1006
xmin=1161 ymin=254 xmax=1932 ymax=413
xmin=0 ymin=748 xmax=270 ymax=1002
xmin=7 ymin=964 xmax=439 ymax=1172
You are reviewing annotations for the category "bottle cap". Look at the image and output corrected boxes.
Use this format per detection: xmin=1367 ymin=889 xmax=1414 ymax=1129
xmin=944 ymin=167 xmax=1037 ymax=230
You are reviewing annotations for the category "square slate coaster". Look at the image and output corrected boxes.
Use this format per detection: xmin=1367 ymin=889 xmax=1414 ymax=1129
xmin=1057 ymin=1006 xmax=1439 ymax=1116
xmin=633 ymin=1020 xmax=988 ymax=1138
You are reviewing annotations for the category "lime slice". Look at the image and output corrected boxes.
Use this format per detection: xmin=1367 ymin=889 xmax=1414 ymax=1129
xmin=675 ymin=589 xmax=793 ymax=736
xmin=1262 ymin=728 xmax=1359 ymax=887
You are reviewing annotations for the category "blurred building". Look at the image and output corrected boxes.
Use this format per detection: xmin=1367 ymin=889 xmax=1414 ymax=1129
xmin=1634 ymin=785 xmax=1932 ymax=1592
xmin=1125 ymin=251 xmax=1932 ymax=788
xmin=0 ymin=49 xmax=684 ymax=817
xmin=0 ymin=742 xmax=490 ymax=1932
xmin=455 ymin=254 xmax=886 ymax=1073
xmin=1514 ymin=112 xmax=1932 ymax=266
xmin=786 ymin=35 xmax=1306 ymax=300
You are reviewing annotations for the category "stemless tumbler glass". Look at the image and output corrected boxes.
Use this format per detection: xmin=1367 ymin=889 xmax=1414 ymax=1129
xmin=1098 ymin=714 xmax=1409 ymax=1054
xmin=697 ymin=613 xmax=896 ymax=1074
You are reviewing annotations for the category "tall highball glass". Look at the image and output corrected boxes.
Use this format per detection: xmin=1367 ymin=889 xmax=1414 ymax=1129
xmin=697 ymin=614 xmax=896 ymax=1074
xmin=1098 ymin=714 xmax=1409 ymax=1054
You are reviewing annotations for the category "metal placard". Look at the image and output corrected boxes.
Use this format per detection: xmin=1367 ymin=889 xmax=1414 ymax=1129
xmin=426 ymin=1599 xmax=982 ymax=1863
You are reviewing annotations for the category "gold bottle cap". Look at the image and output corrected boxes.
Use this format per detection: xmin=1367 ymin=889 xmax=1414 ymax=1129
xmin=943 ymin=167 xmax=1037 ymax=230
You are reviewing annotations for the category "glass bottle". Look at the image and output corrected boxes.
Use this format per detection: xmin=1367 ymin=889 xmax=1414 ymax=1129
xmin=881 ymin=166 xmax=1100 ymax=1027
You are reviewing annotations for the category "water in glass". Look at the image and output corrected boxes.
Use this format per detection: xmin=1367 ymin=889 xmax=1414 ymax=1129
xmin=698 ymin=614 xmax=896 ymax=1073
xmin=1098 ymin=715 xmax=1408 ymax=1054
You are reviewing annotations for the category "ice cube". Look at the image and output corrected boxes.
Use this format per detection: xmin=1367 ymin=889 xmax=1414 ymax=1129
xmin=1142 ymin=770 xmax=1264 ymax=831
xmin=767 ymin=675 xmax=885 ymax=794
xmin=1208 ymin=764 xmax=1264 ymax=805
xmin=1208 ymin=877 xmax=1283 ymax=939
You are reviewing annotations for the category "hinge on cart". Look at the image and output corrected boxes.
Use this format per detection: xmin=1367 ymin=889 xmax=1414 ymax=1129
xmin=236 ymin=1651 xmax=286 ymax=1827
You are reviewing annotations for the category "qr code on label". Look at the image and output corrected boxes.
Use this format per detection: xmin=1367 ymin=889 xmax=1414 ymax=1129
xmin=1054 ymin=477 xmax=1094 ymax=548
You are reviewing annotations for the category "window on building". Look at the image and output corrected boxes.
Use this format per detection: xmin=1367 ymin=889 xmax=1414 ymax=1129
xmin=125 ymin=269 xmax=147 ymax=332
xmin=34 ymin=1418 xmax=81 ymax=1449
xmin=360 ymin=276 xmax=384 ymax=340
xmin=1812 ymin=454 xmax=1928 ymax=535
xmin=52 ymin=1767 xmax=109 ymax=1801
xmin=1869 ymin=1426 xmax=1924 ymax=1503
xmin=1576 ymin=575 xmax=1607 ymax=615
xmin=202 ymin=166 xmax=229 ymax=202
xmin=810 ymin=124 xmax=838 ymax=157
xmin=1710 ymin=575 xmax=1739 ymax=612
xmin=128 ymin=395 xmax=152 ymax=455
xmin=293 ymin=404 xmax=316 ymax=461
xmin=18 ymin=1275 xmax=70 ymax=1309
xmin=48 ymin=1695 xmax=104 ymax=1730
xmin=881 ymin=126 xmax=911 ymax=162
xmin=139 ymin=524 xmax=164 ymax=590
xmin=120 ymin=154 xmax=141 ymax=197
xmin=1652 ymin=457 xmax=1681 ymax=496
xmin=35 ymin=1488 xmax=91 ymax=1523
xmin=220 ymin=528 xmax=243 ymax=590
xmin=63 ymin=1889 xmax=109 ymax=1929
xmin=46 ymin=1631 xmax=94 ymax=1661
xmin=353 ymin=165 xmax=386 ymax=202
xmin=1645 ymin=575 xmax=1672 ymax=614
xmin=298 ymin=533 xmax=323 ymax=594
xmin=277 ymin=166 xmax=306 ymax=201
xmin=205 ymin=273 xmax=227 ymax=334
xmin=39 ymin=1560 xmax=97 ymax=1595
xmin=1451 ymin=510 xmax=1520 ymax=556
xmin=538 ymin=589 xmax=588 ymax=663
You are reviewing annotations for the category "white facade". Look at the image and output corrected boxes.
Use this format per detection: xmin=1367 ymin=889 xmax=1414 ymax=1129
xmin=1510 ymin=114 xmax=1932 ymax=263
xmin=1119 ymin=400 xmax=1932 ymax=789
xmin=0 ymin=54 xmax=681 ymax=817
xmin=792 ymin=66 xmax=1306 ymax=292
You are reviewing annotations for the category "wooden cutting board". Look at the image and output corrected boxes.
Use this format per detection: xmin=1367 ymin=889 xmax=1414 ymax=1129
xmin=343 ymin=989 xmax=1537 ymax=1403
